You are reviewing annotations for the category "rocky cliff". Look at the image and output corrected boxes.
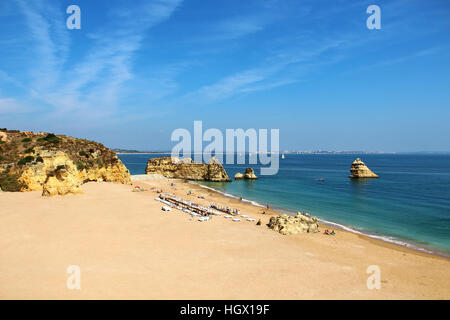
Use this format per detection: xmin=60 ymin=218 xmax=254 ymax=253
xmin=0 ymin=129 xmax=131 ymax=195
xmin=349 ymin=158 xmax=379 ymax=178
xmin=145 ymin=156 xmax=231 ymax=182
xmin=268 ymin=213 xmax=319 ymax=235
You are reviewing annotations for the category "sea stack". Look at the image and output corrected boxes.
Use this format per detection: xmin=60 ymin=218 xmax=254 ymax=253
xmin=234 ymin=172 xmax=244 ymax=180
xmin=349 ymin=158 xmax=379 ymax=178
xmin=234 ymin=167 xmax=258 ymax=180
xmin=243 ymin=167 xmax=258 ymax=179
xmin=145 ymin=156 xmax=231 ymax=182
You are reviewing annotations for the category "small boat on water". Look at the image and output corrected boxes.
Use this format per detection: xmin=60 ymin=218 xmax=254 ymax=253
xmin=281 ymin=154 xmax=285 ymax=159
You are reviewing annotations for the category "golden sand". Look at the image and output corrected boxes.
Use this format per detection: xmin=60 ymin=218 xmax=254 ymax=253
xmin=0 ymin=179 xmax=449 ymax=299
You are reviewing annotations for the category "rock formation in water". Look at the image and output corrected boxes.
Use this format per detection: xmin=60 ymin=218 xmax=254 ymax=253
xmin=349 ymin=158 xmax=379 ymax=178
xmin=145 ymin=156 xmax=231 ymax=182
xmin=268 ymin=213 xmax=319 ymax=235
xmin=0 ymin=129 xmax=131 ymax=195
xmin=234 ymin=172 xmax=244 ymax=179
xmin=234 ymin=167 xmax=258 ymax=180
xmin=243 ymin=167 xmax=258 ymax=179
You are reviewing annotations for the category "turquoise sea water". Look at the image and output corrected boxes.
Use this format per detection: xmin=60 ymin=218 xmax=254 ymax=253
xmin=118 ymin=153 xmax=450 ymax=256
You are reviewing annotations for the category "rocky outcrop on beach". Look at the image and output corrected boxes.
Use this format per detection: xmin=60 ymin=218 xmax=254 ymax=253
xmin=145 ymin=156 xmax=231 ymax=182
xmin=349 ymin=158 xmax=379 ymax=178
xmin=0 ymin=129 xmax=131 ymax=196
xmin=268 ymin=213 xmax=319 ymax=235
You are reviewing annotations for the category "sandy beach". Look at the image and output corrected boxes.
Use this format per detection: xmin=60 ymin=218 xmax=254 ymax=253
xmin=1 ymin=178 xmax=449 ymax=299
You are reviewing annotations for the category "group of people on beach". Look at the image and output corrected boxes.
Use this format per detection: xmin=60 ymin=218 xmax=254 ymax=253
xmin=155 ymin=185 xmax=334 ymax=234
xmin=159 ymin=193 xmax=214 ymax=217
xmin=210 ymin=203 xmax=240 ymax=215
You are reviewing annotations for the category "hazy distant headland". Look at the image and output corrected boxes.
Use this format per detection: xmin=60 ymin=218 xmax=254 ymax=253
xmin=113 ymin=149 xmax=399 ymax=155
xmin=113 ymin=149 xmax=450 ymax=155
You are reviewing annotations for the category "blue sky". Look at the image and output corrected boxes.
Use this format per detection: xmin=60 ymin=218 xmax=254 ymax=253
xmin=0 ymin=0 xmax=449 ymax=152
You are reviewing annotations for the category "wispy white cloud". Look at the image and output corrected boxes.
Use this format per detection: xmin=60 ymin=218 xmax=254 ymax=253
xmin=178 ymin=35 xmax=351 ymax=104
xmin=0 ymin=70 xmax=26 ymax=90
xmin=0 ymin=0 xmax=186 ymax=129
xmin=345 ymin=46 xmax=446 ymax=74
xmin=2 ymin=0 xmax=449 ymax=132
xmin=46 ymin=0 xmax=182 ymax=115
xmin=5 ymin=0 xmax=183 ymax=125
xmin=210 ymin=16 xmax=268 ymax=41
xmin=0 ymin=97 xmax=30 ymax=114
xmin=14 ymin=0 xmax=69 ymax=91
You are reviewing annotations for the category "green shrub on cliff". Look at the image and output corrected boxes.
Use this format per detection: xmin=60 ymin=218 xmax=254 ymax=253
xmin=21 ymin=138 xmax=31 ymax=143
xmin=43 ymin=133 xmax=60 ymax=143
xmin=0 ymin=169 xmax=25 ymax=192
xmin=76 ymin=161 xmax=85 ymax=170
xmin=17 ymin=156 xmax=35 ymax=165
xmin=79 ymin=150 xmax=89 ymax=158
xmin=24 ymin=147 xmax=35 ymax=154
xmin=95 ymin=158 xmax=104 ymax=167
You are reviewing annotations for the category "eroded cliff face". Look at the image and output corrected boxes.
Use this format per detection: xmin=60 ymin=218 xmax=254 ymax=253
xmin=0 ymin=129 xmax=131 ymax=195
xmin=349 ymin=158 xmax=379 ymax=178
xmin=145 ymin=156 xmax=231 ymax=182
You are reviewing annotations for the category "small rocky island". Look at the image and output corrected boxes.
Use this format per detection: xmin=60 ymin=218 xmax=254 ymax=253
xmin=145 ymin=156 xmax=231 ymax=182
xmin=349 ymin=158 xmax=379 ymax=178
xmin=0 ymin=129 xmax=131 ymax=195
xmin=234 ymin=167 xmax=258 ymax=180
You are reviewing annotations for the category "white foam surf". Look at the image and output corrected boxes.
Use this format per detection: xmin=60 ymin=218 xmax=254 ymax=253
xmin=191 ymin=182 xmax=449 ymax=258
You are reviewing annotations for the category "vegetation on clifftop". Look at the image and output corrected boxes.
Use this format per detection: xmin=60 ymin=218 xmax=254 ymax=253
xmin=0 ymin=128 xmax=125 ymax=192
xmin=0 ymin=167 xmax=25 ymax=192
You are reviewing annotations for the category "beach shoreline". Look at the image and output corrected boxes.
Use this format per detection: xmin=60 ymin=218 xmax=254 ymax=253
xmin=182 ymin=179 xmax=449 ymax=260
xmin=1 ymin=178 xmax=449 ymax=299
xmin=191 ymin=180 xmax=450 ymax=259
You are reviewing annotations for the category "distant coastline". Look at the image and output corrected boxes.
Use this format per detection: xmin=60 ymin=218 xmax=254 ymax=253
xmin=115 ymin=152 xmax=172 ymax=155
xmin=114 ymin=150 xmax=398 ymax=155
xmin=113 ymin=149 xmax=450 ymax=155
